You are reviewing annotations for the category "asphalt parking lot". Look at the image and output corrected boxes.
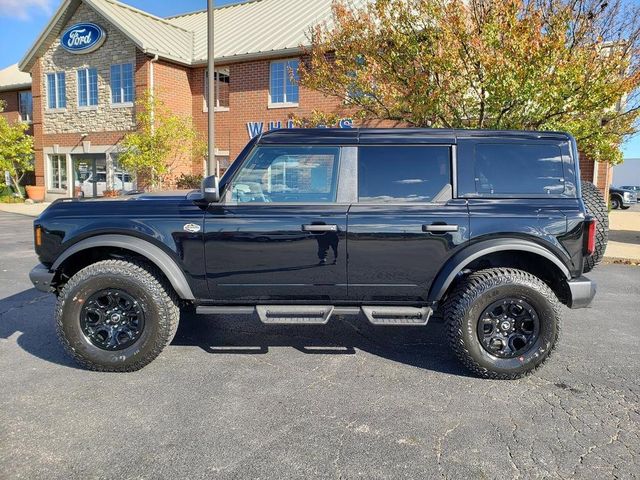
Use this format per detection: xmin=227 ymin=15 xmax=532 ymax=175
xmin=1 ymin=211 xmax=639 ymax=479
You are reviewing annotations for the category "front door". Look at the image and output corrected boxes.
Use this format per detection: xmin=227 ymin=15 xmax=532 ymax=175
xmin=72 ymin=154 xmax=106 ymax=198
xmin=204 ymin=145 xmax=348 ymax=302
xmin=347 ymin=145 xmax=470 ymax=303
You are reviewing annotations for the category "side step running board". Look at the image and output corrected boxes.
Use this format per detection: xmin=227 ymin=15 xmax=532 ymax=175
xmin=196 ymin=305 xmax=432 ymax=326
xmin=361 ymin=306 xmax=432 ymax=326
xmin=256 ymin=305 xmax=334 ymax=325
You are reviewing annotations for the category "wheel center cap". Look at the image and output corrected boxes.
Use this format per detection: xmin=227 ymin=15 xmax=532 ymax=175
xmin=110 ymin=313 xmax=121 ymax=323
xmin=501 ymin=320 xmax=511 ymax=331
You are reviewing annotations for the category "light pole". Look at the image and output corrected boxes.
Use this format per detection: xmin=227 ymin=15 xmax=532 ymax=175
xmin=207 ymin=0 xmax=218 ymax=177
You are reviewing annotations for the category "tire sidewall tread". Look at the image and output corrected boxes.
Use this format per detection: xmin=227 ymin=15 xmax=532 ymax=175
xmin=55 ymin=259 xmax=180 ymax=372
xmin=444 ymin=268 xmax=562 ymax=380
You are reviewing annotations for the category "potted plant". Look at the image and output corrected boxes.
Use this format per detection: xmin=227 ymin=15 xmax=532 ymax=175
xmin=25 ymin=185 xmax=45 ymax=202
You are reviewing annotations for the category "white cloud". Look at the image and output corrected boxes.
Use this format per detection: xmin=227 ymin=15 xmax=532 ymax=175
xmin=0 ymin=0 xmax=53 ymax=20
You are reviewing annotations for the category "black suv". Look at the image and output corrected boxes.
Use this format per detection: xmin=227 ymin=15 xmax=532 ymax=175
xmin=30 ymin=129 xmax=601 ymax=379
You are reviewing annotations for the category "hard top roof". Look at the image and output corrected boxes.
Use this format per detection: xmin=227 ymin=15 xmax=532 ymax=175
xmin=257 ymin=128 xmax=573 ymax=145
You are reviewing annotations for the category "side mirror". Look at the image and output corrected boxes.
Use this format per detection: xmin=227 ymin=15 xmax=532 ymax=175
xmin=201 ymin=175 xmax=220 ymax=203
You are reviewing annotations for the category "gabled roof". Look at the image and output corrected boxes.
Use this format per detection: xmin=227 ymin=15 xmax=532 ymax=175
xmin=19 ymin=0 xmax=347 ymax=72
xmin=0 ymin=64 xmax=31 ymax=91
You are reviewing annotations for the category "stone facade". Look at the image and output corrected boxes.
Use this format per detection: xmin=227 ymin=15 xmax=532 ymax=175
xmin=40 ymin=3 xmax=136 ymax=134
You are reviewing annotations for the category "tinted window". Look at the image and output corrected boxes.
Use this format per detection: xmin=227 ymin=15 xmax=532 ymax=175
xmin=358 ymin=146 xmax=451 ymax=203
xmin=231 ymin=146 xmax=340 ymax=203
xmin=474 ymin=143 xmax=565 ymax=195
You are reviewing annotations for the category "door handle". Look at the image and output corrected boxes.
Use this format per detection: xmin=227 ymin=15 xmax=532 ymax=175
xmin=302 ymin=224 xmax=338 ymax=233
xmin=422 ymin=224 xmax=459 ymax=233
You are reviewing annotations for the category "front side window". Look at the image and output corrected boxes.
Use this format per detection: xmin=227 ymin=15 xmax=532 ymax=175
xmin=77 ymin=68 xmax=98 ymax=107
xmin=46 ymin=72 xmax=66 ymax=110
xmin=48 ymin=154 xmax=67 ymax=191
xmin=230 ymin=146 xmax=340 ymax=203
xmin=358 ymin=146 xmax=451 ymax=203
xmin=18 ymin=91 xmax=32 ymax=122
xmin=269 ymin=60 xmax=299 ymax=105
xmin=473 ymin=143 xmax=565 ymax=195
xmin=110 ymin=63 xmax=134 ymax=105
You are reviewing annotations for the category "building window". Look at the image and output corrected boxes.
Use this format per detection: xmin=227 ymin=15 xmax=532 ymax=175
xmin=204 ymin=68 xmax=230 ymax=111
xmin=110 ymin=63 xmax=134 ymax=105
xmin=269 ymin=60 xmax=299 ymax=106
xmin=77 ymin=68 xmax=98 ymax=107
xmin=18 ymin=91 xmax=32 ymax=122
xmin=46 ymin=72 xmax=66 ymax=110
xmin=48 ymin=154 xmax=68 ymax=191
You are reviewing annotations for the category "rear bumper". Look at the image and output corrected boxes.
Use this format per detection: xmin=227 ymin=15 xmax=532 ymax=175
xmin=29 ymin=264 xmax=55 ymax=293
xmin=567 ymin=276 xmax=596 ymax=309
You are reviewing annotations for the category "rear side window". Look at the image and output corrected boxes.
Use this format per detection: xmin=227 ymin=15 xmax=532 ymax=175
xmin=474 ymin=143 xmax=565 ymax=195
xmin=358 ymin=146 xmax=451 ymax=203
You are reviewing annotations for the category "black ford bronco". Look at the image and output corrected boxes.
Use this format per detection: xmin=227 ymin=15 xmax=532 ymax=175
xmin=30 ymin=129 xmax=607 ymax=379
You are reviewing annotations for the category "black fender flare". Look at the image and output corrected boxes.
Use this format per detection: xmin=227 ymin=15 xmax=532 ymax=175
xmin=52 ymin=234 xmax=195 ymax=300
xmin=427 ymin=238 xmax=571 ymax=303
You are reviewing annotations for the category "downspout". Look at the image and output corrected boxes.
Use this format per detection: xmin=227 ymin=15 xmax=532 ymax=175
xmin=149 ymin=54 xmax=159 ymax=132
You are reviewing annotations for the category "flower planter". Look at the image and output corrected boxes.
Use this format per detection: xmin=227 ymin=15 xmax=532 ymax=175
xmin=25 ymin=185 xmax=45 ymax=203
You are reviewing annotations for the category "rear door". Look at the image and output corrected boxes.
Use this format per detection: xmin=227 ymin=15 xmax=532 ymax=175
xmin=204 ymin=144 xmax=351 ymax=302
xmin=347 ymin=144 xmax=469 ymax=303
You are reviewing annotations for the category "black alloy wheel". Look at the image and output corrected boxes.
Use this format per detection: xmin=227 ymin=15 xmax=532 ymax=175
xmin=80 ymin=289 xmax=145 ymax=351
xmin=477 ymin=298 xmax=540 ymax=359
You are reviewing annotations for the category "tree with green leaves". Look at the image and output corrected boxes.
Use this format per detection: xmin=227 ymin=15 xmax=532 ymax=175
xmin=0 ymin=100 xmax=34 ymax=198
xmin=118 ymin=92 xmax=204 ymax=190
xmin=301 ymin=0 xmax=640 ymax=164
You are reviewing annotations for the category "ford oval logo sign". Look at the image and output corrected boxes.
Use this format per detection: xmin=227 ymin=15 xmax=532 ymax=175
xmin=60 ymin=23 xmax=106 ymax=54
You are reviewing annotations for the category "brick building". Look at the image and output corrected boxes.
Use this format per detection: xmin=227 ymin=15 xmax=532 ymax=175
xmin=0 ymin=0 xmax=612 ymax=201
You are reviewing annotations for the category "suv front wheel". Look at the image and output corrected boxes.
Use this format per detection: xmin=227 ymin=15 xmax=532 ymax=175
xmin=444 ymin=268 xmax=561 ymax=379
xmin=55 ymin=259 xmax=180 ymax=371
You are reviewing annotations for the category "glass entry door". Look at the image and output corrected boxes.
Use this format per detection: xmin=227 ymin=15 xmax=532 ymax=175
xmin=72 ymin=154 xmax=107 ymax=198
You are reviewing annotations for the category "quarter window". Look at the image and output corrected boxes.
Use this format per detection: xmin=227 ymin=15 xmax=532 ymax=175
xmin=358 ymin=146 xmax=451 ymax=203
xmin=77 ymin=68 xmax=98 ymax=107
xmin=473 ymin=143 xmax=565 ymax=195
xmin=46 ymin=72 xmax=66 ymax=110
xmin=18 ymin=91 xmax=32 ymax=122
xmin=269 ymin=60 xmax=299 ymax=105
xmin=110 ymin=63 xmax=134 ymax=104
xmin=231 ymin=146 xmax=340 ymax=203
xmin=48 ymin=154 xmax=68 ymax=191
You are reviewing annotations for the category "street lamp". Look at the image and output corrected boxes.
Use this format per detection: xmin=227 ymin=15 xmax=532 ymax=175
xmin=207 ymin=0 xmax=218 ymax=177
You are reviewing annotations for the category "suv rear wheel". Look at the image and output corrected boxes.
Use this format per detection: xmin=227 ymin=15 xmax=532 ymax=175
xmin=55 ymin=259 xmax=179 ymax=371
xmin=444 ymin=268 xmax=561 ymax=379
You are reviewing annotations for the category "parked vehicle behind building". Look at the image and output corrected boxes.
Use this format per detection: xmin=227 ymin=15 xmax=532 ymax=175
xmin=619 ymin=185 xmax=640 ymax=201
xmin=30 ymin=129 xmax=606 ymax=379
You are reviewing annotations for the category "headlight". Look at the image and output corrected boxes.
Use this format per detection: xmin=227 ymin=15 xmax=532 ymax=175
xmin=624 ymin=192 xmax=631 ymax=200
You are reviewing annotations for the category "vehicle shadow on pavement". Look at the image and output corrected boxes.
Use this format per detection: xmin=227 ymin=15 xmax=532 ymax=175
xmin=0 ymin=288 xmax=78 ymax=368
xmin=173 ymin=311 xmax=471 ymax=377
xmin=609 ymin=229 xmax=640 ymax=244
xmin=1 ymin=288 xmax=469 ymax=376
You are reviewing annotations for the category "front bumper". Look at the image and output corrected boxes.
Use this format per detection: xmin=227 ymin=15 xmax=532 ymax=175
xmin=567 ymin=276 xmax=596 ymax=309
xmin=29 ymin=264 xmax=56 ymax=293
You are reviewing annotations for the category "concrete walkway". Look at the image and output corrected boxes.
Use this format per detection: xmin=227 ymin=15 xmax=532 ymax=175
xmin=604 ymin=204 xmax=640 ymax=263
xmin=0 ymin=202 xmax=51 ymax=217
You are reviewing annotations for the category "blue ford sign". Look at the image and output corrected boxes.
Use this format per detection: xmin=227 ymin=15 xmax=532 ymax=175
xmin=60 ymin=23 xmax=106 ymax=54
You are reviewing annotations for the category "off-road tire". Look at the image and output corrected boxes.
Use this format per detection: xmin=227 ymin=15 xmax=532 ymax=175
xmin=444 ymin=268 xmax=561 ymax=380
xmin=55 ymin=259 xmax=180 ymax=372
xmin=581 ymin=182 xmax=608 ymax=273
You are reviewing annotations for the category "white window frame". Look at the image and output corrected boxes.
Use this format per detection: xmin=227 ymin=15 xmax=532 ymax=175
xmin=204 ymin=68 xmax=230 ymax=112
xmin=110 ymin=63 xmax=135 ymax=107
xmin=77 ymin=67 xmax=98 ymax=109
xmin=46 ymin=72 xmax=66 ymax=111
xmin=18 ymin=90 xmax=32 ymax=123
xmin=268 ymin=59 xmax=300 ymax=109
xmin=47 ymin=154 xmax=68 ymax=192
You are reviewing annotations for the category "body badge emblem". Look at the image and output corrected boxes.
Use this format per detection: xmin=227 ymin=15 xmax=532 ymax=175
xmin=183 ymin=223 xmax=201 ymax=233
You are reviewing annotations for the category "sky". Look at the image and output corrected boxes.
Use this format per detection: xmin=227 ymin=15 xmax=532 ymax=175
xmin=1 ymin=0 xmax=639 ymax=158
